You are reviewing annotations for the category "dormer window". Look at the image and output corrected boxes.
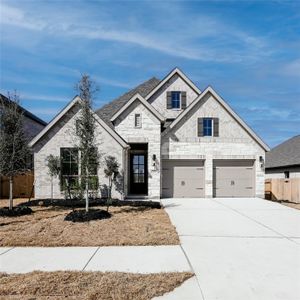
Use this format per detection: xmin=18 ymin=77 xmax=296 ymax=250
xmin=171 ymin=91 xmax=181 ymax=109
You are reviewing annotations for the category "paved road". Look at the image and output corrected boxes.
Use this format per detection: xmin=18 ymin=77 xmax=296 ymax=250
xmin=161 ymin=197 xmax=300 ymax=300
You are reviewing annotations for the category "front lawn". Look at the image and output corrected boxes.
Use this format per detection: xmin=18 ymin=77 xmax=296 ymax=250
xmin=0 ymin=271 xmax=193 ymax=300
xmin=0 ymin=199 xmax=179 ymax=246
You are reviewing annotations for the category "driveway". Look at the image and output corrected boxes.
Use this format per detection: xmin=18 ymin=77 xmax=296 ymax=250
xmin=162 ymin=197 xmax=300 ymax=300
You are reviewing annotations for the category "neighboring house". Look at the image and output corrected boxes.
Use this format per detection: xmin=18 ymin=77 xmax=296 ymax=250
xmin=265 ymin=135 xmax=300 ymax=179
xmin=29 ymin=68 xmax=269 ymax=200
xmin=0 ymin=93 xmax=47 ymax=198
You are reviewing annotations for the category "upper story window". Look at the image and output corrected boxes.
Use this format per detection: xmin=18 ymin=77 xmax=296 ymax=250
xmin=167 ymin=91 xmax=187 ymax=110
xmin=198 ymin=117 xmax=219 ymax=137
xmin=135 ymin=113 xmax=141 ymax=128
xmin=203 ymin=118 xmax=213 ymax=136
xmin=171 ymin=91 xmax=181 ymax=109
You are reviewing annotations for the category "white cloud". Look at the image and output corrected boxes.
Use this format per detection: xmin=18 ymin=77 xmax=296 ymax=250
xmin=0 ymin=2 xmax=271 ymax=63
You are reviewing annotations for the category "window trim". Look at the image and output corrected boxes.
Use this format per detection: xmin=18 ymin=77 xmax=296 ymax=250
xmin=203 ymin=118 xmax=213 ymax=137
xmin=171 ymin=91 xmax=181 ymax=109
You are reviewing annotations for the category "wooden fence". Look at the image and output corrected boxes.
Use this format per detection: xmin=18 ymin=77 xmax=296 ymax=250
xmin=265 ymin=178 xmax=300 ymax=204
xmin=0 ymin=171 xmax=34 ymax=199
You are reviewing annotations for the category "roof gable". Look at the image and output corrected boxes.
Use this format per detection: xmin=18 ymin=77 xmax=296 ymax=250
xmin=29 ymin=96 xmax=128 ymax=149
xmin=164 ymin=86 xmax=270 ymax=151
xmin=110 ymin=93 xmax=165 ymax=122
xmin=145 ymin=67 xmax=201 ymax=101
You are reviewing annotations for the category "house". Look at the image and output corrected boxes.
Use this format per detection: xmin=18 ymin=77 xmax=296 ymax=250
xmin=0 ymin=93 xmax=47 ymax=198
xmin=265 ymin=135 xmax=300 ymax=179
xmin=29 ymin=68 xmax=269 ymax=200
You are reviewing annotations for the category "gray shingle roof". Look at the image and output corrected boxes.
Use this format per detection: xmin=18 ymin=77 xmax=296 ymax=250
xmin=266 ymin=135 xmax=300 ymax=168
xmin=96 ymin=77 xmax=160 ymax=128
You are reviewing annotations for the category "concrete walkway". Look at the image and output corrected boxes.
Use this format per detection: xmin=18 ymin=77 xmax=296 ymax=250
xmin=161 ymin=197 xmax=300 ymax=300
xmin=0 ymin=245 xmax=191 ymax=274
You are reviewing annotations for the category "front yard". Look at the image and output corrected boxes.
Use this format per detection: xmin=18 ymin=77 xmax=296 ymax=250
xmin=0 ymin=271 xmax=193 ymax=300
xmin=0 ymin=199 xmax=179 ymax=246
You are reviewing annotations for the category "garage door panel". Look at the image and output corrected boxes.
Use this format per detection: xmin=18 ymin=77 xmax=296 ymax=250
xmin=213 ymin=160 xmax=255 ymax=198
xmin=162 ymin=160 xmax=205 ymax=198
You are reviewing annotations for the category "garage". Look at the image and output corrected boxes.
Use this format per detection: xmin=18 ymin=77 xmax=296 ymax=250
xmin=213 ymin=160 xmax=255 ymax=197
xmin=162 ymin=160 xmax=205 ymax=198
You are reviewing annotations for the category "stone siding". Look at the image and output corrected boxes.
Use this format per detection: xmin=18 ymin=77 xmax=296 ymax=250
xmin=148 ymin=74 xmax=199 ymax=119
xmin=162 ymin=93 xmax=265 ymax=198
xmin=33 ymin=104 xmax=124 ymax=199
xmin=114 ymin=99 xmax=161 ymax=198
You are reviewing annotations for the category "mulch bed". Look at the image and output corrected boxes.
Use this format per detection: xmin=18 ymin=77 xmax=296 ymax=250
xmin=21 ymin=198 xmax=162 ymax=209
xmin=64 ymin=209 xmax=111 ymax=222
xmin=0 ymin=206 xmax=32 ymax=217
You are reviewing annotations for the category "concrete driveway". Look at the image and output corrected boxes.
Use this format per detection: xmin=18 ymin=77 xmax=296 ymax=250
xmin=162 ymin=197 xmax=300 ymax=300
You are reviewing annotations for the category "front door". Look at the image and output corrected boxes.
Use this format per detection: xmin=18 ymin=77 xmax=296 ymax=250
xmin=130 ymin=153 xmax=148 ymax=195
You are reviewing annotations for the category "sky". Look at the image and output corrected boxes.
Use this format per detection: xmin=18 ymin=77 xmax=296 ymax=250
xmin=0 ymin=0 xmax=299 ymax=148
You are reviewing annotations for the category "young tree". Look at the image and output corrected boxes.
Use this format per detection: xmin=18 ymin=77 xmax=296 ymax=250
xmin=46 ymin=155 xmax=60 ymax=200
xmin=0 ymin=92 xmax=30 ymax=210
xmin=104 ymin=155 xmax=119 ymax=212
xmin=75 ymin=74 xmax=99 ymax=212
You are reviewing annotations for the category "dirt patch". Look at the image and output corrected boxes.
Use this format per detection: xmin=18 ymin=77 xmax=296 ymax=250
xmin=0 ymin=271 xmax=193 ymax=300
xmin=0 ymin=199 xmax=179 ymax=246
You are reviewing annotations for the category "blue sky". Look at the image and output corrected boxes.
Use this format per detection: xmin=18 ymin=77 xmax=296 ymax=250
xmin=0 ymin=0 xmax=299 ymax=148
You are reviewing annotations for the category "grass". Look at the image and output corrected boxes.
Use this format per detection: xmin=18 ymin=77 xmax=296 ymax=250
xmin=0 ymin=271 xmax=193 ymax=300
xmin=0 ymin=199 xmax=179 ymax=246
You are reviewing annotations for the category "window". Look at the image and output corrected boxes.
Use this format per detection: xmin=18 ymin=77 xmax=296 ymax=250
xmin=61 ymin=148 xmax=79 ymax=188
xmin=203 ymin=118 xmax=213 ymax=136
xmin=171 ymin=91 xmax=181 ymax=109
xmin=133 ymin=155 xmax=145 ymax=183
xmin=284 ymin=171 xmax=290 ymax=179
xmin=135 ymin=114 xmax=141 ymax=128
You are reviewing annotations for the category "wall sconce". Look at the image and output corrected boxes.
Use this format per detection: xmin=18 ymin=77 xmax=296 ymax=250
xmin=152 ymin=154 xmax=157 ymax=170
xmin=259 ymin=156 xmax=264 ymax=169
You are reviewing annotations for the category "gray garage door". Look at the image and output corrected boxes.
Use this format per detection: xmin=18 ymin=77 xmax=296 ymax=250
xmin=162 ymin=160 xmax=205 ymax=198
xmin=213 ymin=160 xmax=255 ymax=197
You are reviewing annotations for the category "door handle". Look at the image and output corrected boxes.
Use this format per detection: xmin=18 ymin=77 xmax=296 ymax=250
xmin=231 ymin=180 xmax=235 ymax=186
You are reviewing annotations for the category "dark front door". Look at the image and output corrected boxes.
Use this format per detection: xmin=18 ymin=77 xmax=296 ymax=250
xmin=130 ymin=153 xmax=148 ymax=195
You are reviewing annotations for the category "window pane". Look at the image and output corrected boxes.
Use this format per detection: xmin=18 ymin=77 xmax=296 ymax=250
xmin=139 ymin=165 xmax=144 ymax=173
xmin=134 ymin=167 xmax=139 ymax=174
xmin=138 ymin=155 xmax=144 ymax=164
xmin=139 ymin=174 xmax=145 ymax=183
xmin=133 ymin=155 xmax=139 ymax=165
xmin=134 ymin=174 xmax=139 ymax=183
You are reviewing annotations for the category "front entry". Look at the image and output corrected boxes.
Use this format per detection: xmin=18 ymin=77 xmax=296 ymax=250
xmin=130 ymin=151 xmax=148 ymax=195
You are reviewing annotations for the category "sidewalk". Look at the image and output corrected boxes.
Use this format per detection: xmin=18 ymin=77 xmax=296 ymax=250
xmin=0 ymin=245 xmax=190 ymax=274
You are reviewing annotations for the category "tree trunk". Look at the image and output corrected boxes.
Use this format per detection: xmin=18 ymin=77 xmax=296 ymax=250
xmin=9 ymin=176 xmax=13 ymax=210
xmin=107 ymin=177 xmax=111 ymax=212
xmin=85 ymin=167 xmax=89 ymax=212
xmin=51 ymin=176 xmax=53 ymax=201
